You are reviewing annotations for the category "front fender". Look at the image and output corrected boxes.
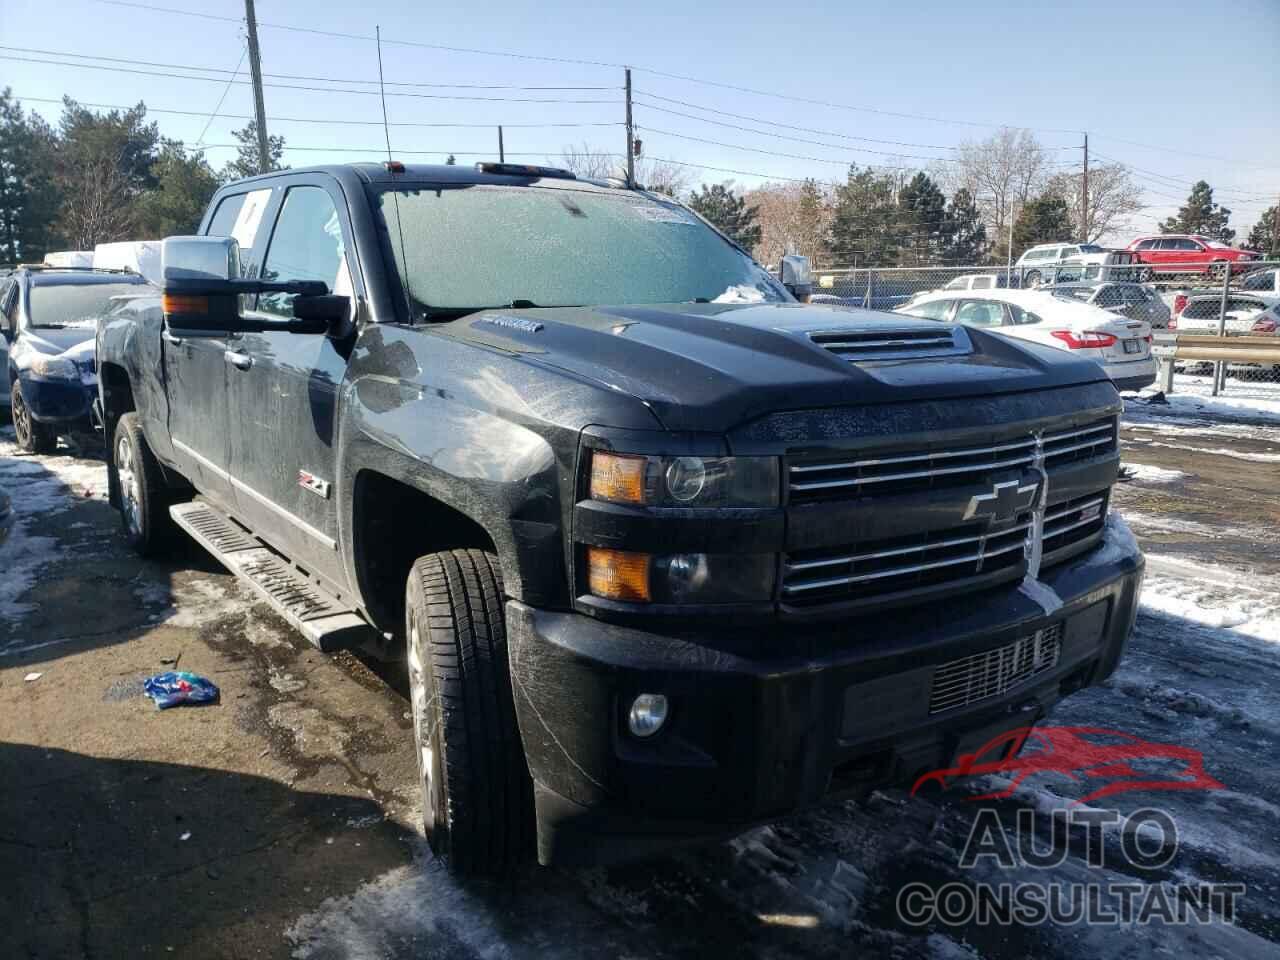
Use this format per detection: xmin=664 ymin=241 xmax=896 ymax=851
xmin=338 ymin=373 xmax=570 ymax=610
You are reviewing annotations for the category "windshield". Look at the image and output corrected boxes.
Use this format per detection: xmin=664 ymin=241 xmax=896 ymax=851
xmin=29 ymin=282 xmax=140 ymax=330
xmin=1078 ymin=244 xmax=1106 ymax=253
xmin=1206 ymin=241 xmax=1233 ymax=250
xmin=1052 ymin=287 xmax=1093 ymax=303
xmin=376 ymin=184 xmax=787 ymax=316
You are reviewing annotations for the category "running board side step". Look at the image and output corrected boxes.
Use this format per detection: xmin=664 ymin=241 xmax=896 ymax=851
xmin=169 ymin=500 xmax=374 ymax=652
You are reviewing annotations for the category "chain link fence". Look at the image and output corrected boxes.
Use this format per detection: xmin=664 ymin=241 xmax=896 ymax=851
xmin=804 ymin=258 xmax=1280 ymax=398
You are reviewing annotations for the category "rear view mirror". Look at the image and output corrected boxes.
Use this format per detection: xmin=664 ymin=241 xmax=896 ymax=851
xmin=781 ymin=255 xmax=813 ymax=301
xmin=162 ymin=235 xmax=241 ymax=290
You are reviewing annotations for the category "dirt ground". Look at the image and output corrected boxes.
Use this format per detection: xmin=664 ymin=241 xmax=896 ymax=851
xmin=1 ymin=398 xmax=1278 ymax=960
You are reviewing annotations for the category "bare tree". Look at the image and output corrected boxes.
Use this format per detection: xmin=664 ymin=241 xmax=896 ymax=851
xmin=939 ymin=128 xmax=1050 ymax=248
xmin=1045 ymin=163 xmax=1144 ymax=243
xmin=557 ymin=142 xmax=618 ymax=180
xmin=59 ymin=147 xmax=136 ymax=248
xmin=635 ymin=158 xmax=691 ymax=197
xmin=744 ymin=180 xmax=834 ymax=266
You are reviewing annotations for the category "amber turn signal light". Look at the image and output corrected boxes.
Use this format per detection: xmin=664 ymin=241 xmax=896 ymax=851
xmin=161 ymin=293 xmax=209 ymax=315
xmin=589 ymin=452 xmax=648 ymax=505
xmin=585 ymin=547 xmax=651 ymax=602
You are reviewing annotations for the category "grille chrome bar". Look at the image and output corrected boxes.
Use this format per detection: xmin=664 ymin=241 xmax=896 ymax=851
xmin=929 ymin=624 xmax=1063 ymax=715
xmin=790 ymin=452 xmax=1038 ymax=492
xmin=782 ymin=539 xmax=1026 ymax=594
xmin=785 ymin=522 xmax=1032 ymax=573
xmin=790 ymin=436 xmax=1039 ymax=474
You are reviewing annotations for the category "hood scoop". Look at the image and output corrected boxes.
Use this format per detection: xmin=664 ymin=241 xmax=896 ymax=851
xmin=807 ymin=324 xmax=972 ymax=362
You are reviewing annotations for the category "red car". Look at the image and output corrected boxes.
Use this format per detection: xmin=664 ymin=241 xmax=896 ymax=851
xmin=1126 ymin=234 xmax=1261 ymax=280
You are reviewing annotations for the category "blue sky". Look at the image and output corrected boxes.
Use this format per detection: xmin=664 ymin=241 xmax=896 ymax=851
xmin=1 ymin=0 xmax=1276 ymax=240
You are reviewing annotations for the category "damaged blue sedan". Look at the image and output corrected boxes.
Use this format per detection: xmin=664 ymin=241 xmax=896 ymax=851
xmin=2 ymin=267 xmax=148 ymax=453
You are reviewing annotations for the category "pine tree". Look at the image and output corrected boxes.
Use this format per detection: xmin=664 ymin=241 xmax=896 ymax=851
xmin=897 ymin=172 xmax=946 ymax=265
xmin=137 ymin=139 xmax=221 ymax=237
xmin=940 ymin=187 xmax=986 ymax=264
xmin=0 ymin=89 xmax=60 ymax=262
xmin=1011 ymin=194 xmax=1072 ymax=260
xmin=687 ymin=182 xmax=762 ymax=252
xmin=221 ymin=121 xmax=287 ymax=182
xmin=445 ymin=154 xmax=457 ymax=165
xmin=1160 ymin=181 xmax=1234 ymax=243
xmin=1246 ymin=206 xmax=1277 ymax=257
xmin=828 ymin=165 xmax=902 ymax=266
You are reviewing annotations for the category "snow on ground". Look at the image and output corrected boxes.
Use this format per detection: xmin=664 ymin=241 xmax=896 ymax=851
xmin=0 ymin=427 xmax=107 ymax=619
xmin=1136 ymin=376 xmax=1280 ymax=418
xmin=1121 ymin=462 xmax=1188 ymax=484
xmin=1139 ymin=555 xmax=1280 ymax=642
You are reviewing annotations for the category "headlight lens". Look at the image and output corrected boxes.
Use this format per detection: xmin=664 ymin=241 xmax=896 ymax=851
xmin=27 ymin=355 xmax=79 ymax=380
xmin=585 ymin=547 xmax=775 ymax=604
xmin=589 ymin=452 xmax=779 ymax=507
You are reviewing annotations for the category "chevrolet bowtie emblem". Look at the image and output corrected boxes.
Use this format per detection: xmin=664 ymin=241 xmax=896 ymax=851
xmin=963 ymin=478 xmax=1040 ymax=524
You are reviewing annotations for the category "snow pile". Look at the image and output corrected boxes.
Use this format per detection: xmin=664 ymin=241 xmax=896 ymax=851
xmin=713 ymin=284 xmax=767 ymax=304
xmin=1133 ymin=386 xmax=1280 ymax=425
xmin=1122 ymin=462 xmax=1187 ymax=483
xmin=1140 ymin=554 xmax=1280 ymax=642
xmin=0 ymin=429 xmax=107 ymax=620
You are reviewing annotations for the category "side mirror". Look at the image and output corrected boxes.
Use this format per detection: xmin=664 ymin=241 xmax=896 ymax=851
xmin=160 ymin=235 xmax=330 ymax=336
xmin=780 ymin=255 xmax=813 ymax=301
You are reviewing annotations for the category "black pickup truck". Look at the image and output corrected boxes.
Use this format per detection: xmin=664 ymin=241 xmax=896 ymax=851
xmin=96 ymin=162 xmax=1144 ymax=874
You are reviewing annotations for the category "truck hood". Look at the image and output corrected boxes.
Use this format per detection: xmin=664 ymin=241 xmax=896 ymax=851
xmin=448 ymin=302 xmax=1112 ymax=432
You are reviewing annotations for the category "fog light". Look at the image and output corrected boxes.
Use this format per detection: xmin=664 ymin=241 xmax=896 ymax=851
xmin=628 ymin=693 xmax=668 ymax=738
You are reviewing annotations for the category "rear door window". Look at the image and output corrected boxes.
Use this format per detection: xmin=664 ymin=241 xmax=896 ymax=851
xmin=1006 ymin=303 xmax=1042 ymax=325
xmin=953 ymin=300 xmax=1007 ymax=327
xmin=903 ymin=299 xmax=953 ymax=321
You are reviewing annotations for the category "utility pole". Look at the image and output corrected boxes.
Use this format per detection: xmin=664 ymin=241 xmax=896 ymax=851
xmin=624 ymin=67 xmax=635 ymax=186
xmin=498 ymin=126 xmax=505 ymax=163
xmin=1272 ymin=194 xmax=1279 ymax=259
xmin=1081 ymin=132 xmax=1089 ymax=242
xmin=244 ymin=0 xmax=271 ymax=174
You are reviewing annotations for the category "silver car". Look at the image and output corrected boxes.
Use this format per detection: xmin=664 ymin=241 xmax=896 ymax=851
xmin=1045 ymin=281 xmax=1172 ymax=329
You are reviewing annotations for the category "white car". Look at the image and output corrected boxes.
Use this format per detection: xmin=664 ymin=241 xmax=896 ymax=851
xmin=1016 ymin=243 xmax=1137 ymax=287
xmin=896 ymin=289 xmax=1156 ymax=392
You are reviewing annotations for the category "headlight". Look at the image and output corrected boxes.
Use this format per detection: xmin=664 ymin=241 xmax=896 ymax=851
xmin=589 ymin=452 xmax=779 ymax=507
xmin=585 ymin=547 xmax=776 ymax=604
xmin=27 ymin=355 xmax=79 ymax=380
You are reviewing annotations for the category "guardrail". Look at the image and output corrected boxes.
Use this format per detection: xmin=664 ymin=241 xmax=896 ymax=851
xmin=1152 ymin=332 xmax=1280 ymax=395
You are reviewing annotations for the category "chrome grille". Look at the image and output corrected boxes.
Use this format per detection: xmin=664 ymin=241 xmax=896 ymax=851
xmin=787 ymin=416 xmax=1116 ymax=503
xmin=929 ymin=624 xmax=1063 ymax=715
xmin=782 ymin=519 xmax=1030 ymax=606
xmin=1043 ymin=492 xmax=1108 ymax=552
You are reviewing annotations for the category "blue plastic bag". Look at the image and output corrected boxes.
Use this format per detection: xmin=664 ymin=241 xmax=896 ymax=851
xmin=143 ymin=671 xmax=220 ymax=709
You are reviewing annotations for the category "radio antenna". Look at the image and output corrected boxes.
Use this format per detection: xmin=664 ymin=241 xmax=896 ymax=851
xmin=376 ymin=25 xmax=394 ymax=162
xmin=375 ymin=24 xmax=414 ymax=324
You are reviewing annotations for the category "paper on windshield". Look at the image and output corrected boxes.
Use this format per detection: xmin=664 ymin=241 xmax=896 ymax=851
xmin=231 ymin=189 xmax=274 ymax=251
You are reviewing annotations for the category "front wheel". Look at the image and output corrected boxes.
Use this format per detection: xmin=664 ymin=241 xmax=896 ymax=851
xmin=1024 ymin=270 xmax=1042 ymax=288
xmin=1209 ymin=260 xmax=1228 ymax=282
xmin=1138 ymin=267 xmax=1154 ymax=283
xmin=405 ymin=549 xmax=533 ymax=875
xmin=112 ymin=412 xmax=177 ymax=556
xmin=11 ymin=381 xmax=56 ymax=453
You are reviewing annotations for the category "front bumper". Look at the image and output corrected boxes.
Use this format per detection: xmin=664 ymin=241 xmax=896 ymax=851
xmin=18 ymin=375 xmax=95 ymax=424
xmin=507 ymin=520 xmax=1144 ymax=866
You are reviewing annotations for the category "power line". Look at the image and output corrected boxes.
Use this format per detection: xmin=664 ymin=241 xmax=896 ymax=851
xmin=633 ymin=91 xmax=965 ymax=151
xmin=0 ymin=55 xmax=620 ymax=104
xmin=1091 ymin=133 xmax=1279 ymax=172
xmin=12 ymin=94 xmax=622 ymax=129
xmin=0 ymin=46 xmax=616 ymax=91
xmin=1091 ymin=151 xmax=1276 ymax=204
xmin=195 ymin=44 xmax=247 ymax=146
xmin=641 ymin=125 xmax=958 ymax=166
xmin=88 ymin=0 xmax=1087 ymax=137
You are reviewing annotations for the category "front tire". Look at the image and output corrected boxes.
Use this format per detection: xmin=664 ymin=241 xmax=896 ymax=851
xmin=405 ymin=549 xmax=533 ymax=875
xmin=11 ymin=381 xmax=56 ymax=453
xmin=112 ymin=412 xmax=177 ymax=556
xmin=1024 ymin=270 xmax=1042 ymax=288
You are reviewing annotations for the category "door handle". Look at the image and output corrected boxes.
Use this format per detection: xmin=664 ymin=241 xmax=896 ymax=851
xmin=224 ymin=350 xmax=253 ymax=370
xmin=162 ymin=329 xmax=182 ymax=346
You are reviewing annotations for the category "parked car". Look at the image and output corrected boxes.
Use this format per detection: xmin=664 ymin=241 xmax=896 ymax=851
xmin=1126 ymin=235 xmax=1261 ymax=281
xmin=941 ymin=273 xmax=1006 ymax=292
xmin=98 ymin=161 xmax=1143 ymax=875
xmin=1240 ymin=267 xmax=1280 ymax=293
xmin=1173 ymin=291 xmax=1280 ymax=332
xmin=897 ymin=288 xmax=1156 ymax=391
xmin=2 ymin=266 xmax=148 ymax=452
xmin=1044 ymin=281 xmax=1172 ymax=329
xmin=1015 ymin=243 xmax=1136 ymax=287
